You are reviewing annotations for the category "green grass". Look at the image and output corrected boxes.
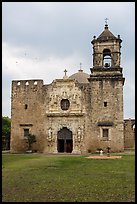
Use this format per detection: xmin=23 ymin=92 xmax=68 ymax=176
xmin=2 ymin=153 xmax=135 ymax=202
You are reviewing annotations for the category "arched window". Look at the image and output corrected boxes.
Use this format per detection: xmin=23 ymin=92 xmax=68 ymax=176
xmin=103 ymin=49 xmax=111 ymax=67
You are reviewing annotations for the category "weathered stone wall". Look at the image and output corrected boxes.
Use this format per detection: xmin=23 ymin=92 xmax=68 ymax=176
xmin=10 ymin=79 xmax=47 ymax=153
xmin=10 ymin=78 xmax=88 ymax=153
xmin=124 ymin=119 xmax=135 ymax=149
xmin=88 ymin=77 xmax=125 ymax=153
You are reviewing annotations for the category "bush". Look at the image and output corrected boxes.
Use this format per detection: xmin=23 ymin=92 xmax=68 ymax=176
xmin=26 ymin=134 xmax=36 ymax=151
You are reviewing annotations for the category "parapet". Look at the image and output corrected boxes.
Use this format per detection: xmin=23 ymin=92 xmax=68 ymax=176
xmin=12 ymin=79 xmax=44 ymax=91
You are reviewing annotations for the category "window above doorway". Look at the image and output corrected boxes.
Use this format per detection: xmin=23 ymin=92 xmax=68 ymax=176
xmin=61 ymin=99 xmax=70 ymax=110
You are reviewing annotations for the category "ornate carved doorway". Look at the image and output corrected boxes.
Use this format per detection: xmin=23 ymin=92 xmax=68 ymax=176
xmin=57 ymin=127 xmax=73 ymax=153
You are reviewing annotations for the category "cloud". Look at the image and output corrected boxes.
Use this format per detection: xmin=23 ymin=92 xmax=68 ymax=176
xmin=2 ymin=41 xmax=88 ymax=82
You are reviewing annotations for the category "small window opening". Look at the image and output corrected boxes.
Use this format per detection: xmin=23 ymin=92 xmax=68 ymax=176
xmin=104 ymin=102 xmax=107 ymax=107
xmin=24 ymin=129 xmax=29 ymax=137
xmin=103 ymin=129 xmax=109 ymax=138
xmin=25 ymin=81 xmax=29 ymax=86
xmin=17 ymin=82 xmax=20 ymax=86
xmin=25 ymin=104 xmax=28 ymax=109
xmin=103 ymin=49 xmax=111 ymax=67
xmin=34 ymin=81 xmax=37 ymax=85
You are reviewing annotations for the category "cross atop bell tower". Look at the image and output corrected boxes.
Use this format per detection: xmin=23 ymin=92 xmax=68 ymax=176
xmin=104 ymin=17 xmax=109 ymax=25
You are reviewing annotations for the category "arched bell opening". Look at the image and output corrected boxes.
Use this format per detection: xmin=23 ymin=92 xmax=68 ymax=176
xmin=103 ymin=49 xmax=111 ymax=68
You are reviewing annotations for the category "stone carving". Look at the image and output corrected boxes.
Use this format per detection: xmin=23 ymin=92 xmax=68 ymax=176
xmin=47 ymin=128 xmax=52 ymax=141
xmin=77 ymin=127 xmax=81 ymax=142
xmin=77 ymin=127 xmax=83 ymax=142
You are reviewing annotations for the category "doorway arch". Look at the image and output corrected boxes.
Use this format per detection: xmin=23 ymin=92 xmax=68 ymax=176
xmin=57 ymin=127 xmax=73 ymax=153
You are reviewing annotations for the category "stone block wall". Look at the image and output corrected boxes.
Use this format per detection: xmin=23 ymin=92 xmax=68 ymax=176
xmin=124 ymin=119 xmax=135 ymax=149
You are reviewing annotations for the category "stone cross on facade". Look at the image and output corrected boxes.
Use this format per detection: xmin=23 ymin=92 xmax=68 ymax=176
xmin=64 ymin=69 xmax=67 ymax=76
xmin=63 ymin=69 xmax=68 ymax=79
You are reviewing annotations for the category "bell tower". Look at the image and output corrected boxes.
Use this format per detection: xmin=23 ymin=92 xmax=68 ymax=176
xmin=88 ymin=22 xmax=125 ymax=152
xmin=91 ymin=22 xmax=122 ymax=69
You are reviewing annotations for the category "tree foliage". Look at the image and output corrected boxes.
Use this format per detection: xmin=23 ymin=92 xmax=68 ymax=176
xmin=2 ymin=116 xmax=11 ymax=136
xmin=2 ymin=116 xmax=11 ymax=150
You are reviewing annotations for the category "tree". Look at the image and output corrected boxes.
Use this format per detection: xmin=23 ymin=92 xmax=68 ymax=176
xmin=26 ymin=133 xmax=36 ymax=152
xmin=2 ymin=116 xmax=11 ymax=150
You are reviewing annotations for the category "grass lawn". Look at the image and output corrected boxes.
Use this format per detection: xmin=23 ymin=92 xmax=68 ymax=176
xmin=2 ymin=152 xmax=135 ymax=202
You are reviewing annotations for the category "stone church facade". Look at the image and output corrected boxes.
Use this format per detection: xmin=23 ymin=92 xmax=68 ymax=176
xmin=10 ymin=24 xmax=134 ymax=154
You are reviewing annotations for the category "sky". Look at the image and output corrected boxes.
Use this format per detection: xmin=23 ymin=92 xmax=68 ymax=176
xmin=2 ymin=2 xmax=135 ymax=119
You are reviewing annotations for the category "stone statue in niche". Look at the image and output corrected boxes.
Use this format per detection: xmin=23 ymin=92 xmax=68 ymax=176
xmin=47 ymin=128 xmax=52 ymax=141
xmin=77 ymin=127 xmax=81 ymax=142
